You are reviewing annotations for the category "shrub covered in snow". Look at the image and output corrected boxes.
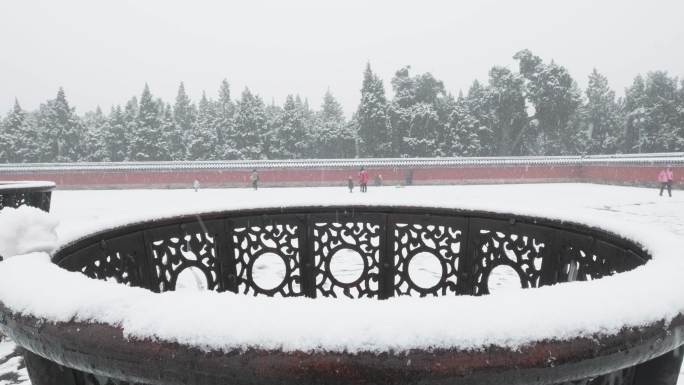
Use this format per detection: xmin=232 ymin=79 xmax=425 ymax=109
xmin=0 ymin=206 xmax=58 ymax=259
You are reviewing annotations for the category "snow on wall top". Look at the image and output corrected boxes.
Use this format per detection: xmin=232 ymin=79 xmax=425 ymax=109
xmin=1 ymin=195 xmax=684 ymax=354
xmin=0 ymin=153 xmax=682 ymax=173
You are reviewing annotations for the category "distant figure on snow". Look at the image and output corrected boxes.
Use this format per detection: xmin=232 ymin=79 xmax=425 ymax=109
xmin=374 ymin=174 xmax=383 ymax=187
xmin=404 ymin=169 xmax=414 ymax=186
xmin=347 ymin=176 xmax=354 ymax=193
xmin=359 ymin=167 xmax=369 ymax=193
xmin=250 ymin=169 xmax=259 ymax=190
xmin=658 ymin=166 xmax=674 ymax=197
xmin=192 ymin=180 xmax=200 ymax=192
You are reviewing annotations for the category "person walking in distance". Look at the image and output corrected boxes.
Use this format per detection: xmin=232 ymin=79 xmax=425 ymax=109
xmin=658 ymin=166 xmax=674 ymax=197
xmin=359 ymin=167 xmax=369 ymax=193
xmin=347 ymin=176 xmax=354 ymax=193
xmin=250 ymin=169 xmax=259 ymax=190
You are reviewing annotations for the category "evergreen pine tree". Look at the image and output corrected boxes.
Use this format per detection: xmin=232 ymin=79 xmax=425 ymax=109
xmin=356 ymin=63 xmax=390 ymax=157
xmin=513 ymin=50 xmax=583 ymax=155
xmin=216 ymin=79 xmax=235 ymax=159
xmin=36 ymin=88 xmax=84 ymax=162
xmin=129 ymin=84 xmax=165 ymax=160
xmin=273 ymin=94 xmax=308 ymax=158
xmin=233 ymin=88 xmax=267 ymax=159
xmin=443 ymin=94 xmax=481 ymax=156
xmin=486 ymin=67 xmax=529 ymax=156
xmin=100 ymin=105 xmax=128 ymax=161
xmin=0 ymin=100 xmax=39 ymax=162
xmin=172 ymin=82 xmax=196 ymax=159
xmin=623 ymin=72 xmax=680 ymax=152
xmin=122 ymin=97 xmax=138 ymax=161
xmin=585 ymin=69 xmax=621 ymax=154
xmin=677 ymin=79 xmax=684 ymax=151
xmin=310 ymin=90 xmax=354 ymax=158
xmin=80 ymin=107 xmax=107 ymax=161
xmin=263 ymin=100 xmax=282 ymax=159
xmin=158 ymin=103 xmax=177 ymax=161
xmin=464 ymin=80 xmax=495 ymax=156
xmin=187 ymin=91 xmax=218 ymax=160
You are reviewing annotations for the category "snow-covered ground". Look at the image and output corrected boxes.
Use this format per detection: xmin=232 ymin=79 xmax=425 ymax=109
xmin=1 ymin=183 xmax=683 ymax=383
xmin=0 ymin=338 xmax=28 ymax=385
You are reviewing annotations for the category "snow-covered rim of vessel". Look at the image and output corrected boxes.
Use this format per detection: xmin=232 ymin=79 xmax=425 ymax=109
xmin=1 ymin=202 xmax=684 ymax=355
xmin=0 ymin=180 xmax=56 ymax=190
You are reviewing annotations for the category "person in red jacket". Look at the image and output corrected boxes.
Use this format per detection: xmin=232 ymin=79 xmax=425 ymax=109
xmin=358 ymin=167 xmax=369 ymax=193
xmin=658 ymin=166 xmax=674 ymax=197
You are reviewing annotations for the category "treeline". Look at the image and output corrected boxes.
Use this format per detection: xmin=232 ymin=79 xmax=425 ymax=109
xmin=1 ymin=49 xmax=683 ymax=163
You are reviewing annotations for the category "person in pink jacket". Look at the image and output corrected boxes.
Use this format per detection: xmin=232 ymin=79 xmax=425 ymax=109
xmin=658 ymin=166 xmax=674 ymax=197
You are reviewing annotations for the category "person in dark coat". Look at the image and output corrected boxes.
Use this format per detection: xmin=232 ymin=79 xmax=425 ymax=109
xmin=347 ymin=176 xmax=354 ymax=193
xmin=250 ymin=169 xmax=259 ymax=190
xmin=405 ymin=169 xmax=414 ymax=186
xmin=358 ymin=167 xmax=369 ymax=193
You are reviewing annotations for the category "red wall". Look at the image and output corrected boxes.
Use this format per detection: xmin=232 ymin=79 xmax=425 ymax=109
xmin=0 ymin=164 xmax=680 ymax=189
xmin=582 ymin=165 xmax=683 ymax=184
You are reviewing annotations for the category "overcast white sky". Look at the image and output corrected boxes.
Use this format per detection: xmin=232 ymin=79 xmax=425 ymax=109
xmin=1 ymin=0 xmax=683 ymax=117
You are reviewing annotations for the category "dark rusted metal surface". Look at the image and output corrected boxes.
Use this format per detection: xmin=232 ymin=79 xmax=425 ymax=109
xmin=1 ymin=205 xmax=682 ymax=384
xmin=0 ymin=181 xmax=54 ymax=212
xmin=52 ymin=206 xmax=649 ymax=297
xmin=2 ymin=305 xmax=683 ymax=385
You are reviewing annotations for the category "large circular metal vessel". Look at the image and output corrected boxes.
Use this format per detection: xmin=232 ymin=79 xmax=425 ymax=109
xmin=1 ymin=205 xmax=683 ymax=385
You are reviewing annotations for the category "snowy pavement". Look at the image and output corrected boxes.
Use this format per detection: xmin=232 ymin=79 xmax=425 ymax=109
xmin=1 ymin=183 xmax=683 ymax=383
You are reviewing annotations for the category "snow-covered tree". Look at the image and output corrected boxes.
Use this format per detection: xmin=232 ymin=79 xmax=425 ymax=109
xmin=36 ymin=88 xmax=84 ymax=162
xmin=623 ymin=71 xmax=680 ymax=153
xmin=80 ymin=107 xmax=107 ymax=161
xmin=0 ymin=100 xmax=39 ymax=162
xmin=172 ymin=82 xmax=195 ymax=159
xmin=309 ymin=90 xmax=354 ymax=158
xmin=271 ymin=94 xmax=308 ymax=159
xmin=514 ymin=50 xmax=583 ymax=155
xmin=233 ymin=88 xmax=267 ymax=159
xmin=584 ymin=69 xmax=622 ymax=154
xmin=486 ymin=66 xmax=529 ymax=156
xmin=129 ymin=84 xmax=165 ymax=161
xmin=442 ymin=94 xmax=482 ymax=156
xmin=187 ymin=92 xmax=218 ymax=160
xmin=356 ymin=63 xmax=390 ymax=157
xmin=464 ymin=81 xmax=495 ymax=156
xmin=99 ymin=105 xmax=128 ymax=161
xmin=215 ymin=79 xmax=235 ymax=159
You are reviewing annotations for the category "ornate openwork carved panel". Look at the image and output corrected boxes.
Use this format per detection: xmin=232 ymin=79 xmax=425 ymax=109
xmin=557 ymin=232 xmax=612 ymax=283
xmin=57 ymin=234 xmax=147 ymax=287
xmin=79 ymin=251 xmax=137 ymax=286
xmin=470 ymin=220 xmax=550 ymax=295
xmin=230 ymin=217 xmax=303 ymax=297
xmin=390 ymin=216 xmax=465 ymax=297
xmin=146 ymin=221 xmax=222 ymax=292
xmin=0 ymin=192 xmax=28 ymax=209
xmin=311 ymin=214 xmax=382 ymax=298
xmin=0 ymin=191 xmax=52 ymax=212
